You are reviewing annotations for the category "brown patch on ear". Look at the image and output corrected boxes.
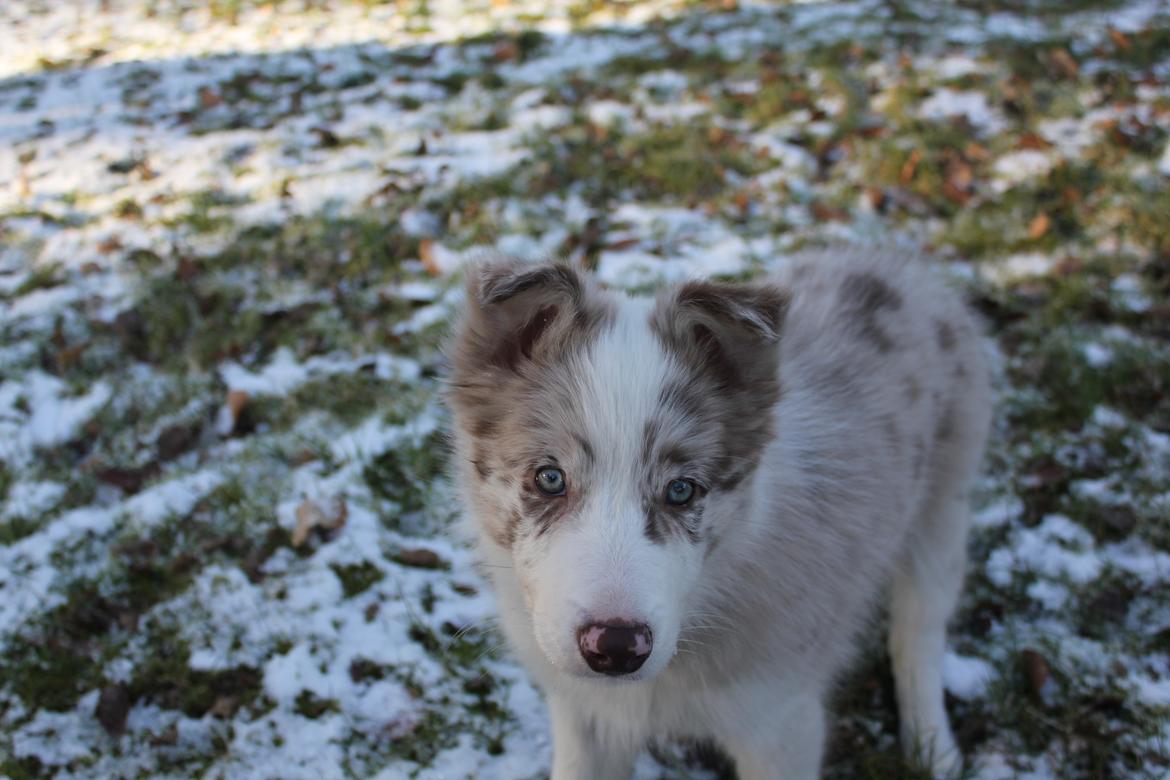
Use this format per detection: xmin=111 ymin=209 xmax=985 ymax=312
xmin=655 ymin=281 xmax=789 ymax=390
xmin=446 ymin=257 xmax=611 ymax=450
xmin=466 ymin=262 xmax=588 ymax=372
xmin=650 ymin=280 xmax=789 ymax=498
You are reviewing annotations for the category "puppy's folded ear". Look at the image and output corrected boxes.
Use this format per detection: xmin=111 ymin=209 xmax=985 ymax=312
xmin=652 ymin=280 xmax=790 ymax=390
xmin=449 ymin=258 xmax=600 ymax=380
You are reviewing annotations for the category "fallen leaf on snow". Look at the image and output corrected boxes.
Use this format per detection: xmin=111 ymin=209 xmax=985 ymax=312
xmin=394 ymin=547 xmax=446 ymax=569
xmin=1028 ymin=213 xmax=1051 ymax=240
xmin=215 ymin=389 xmax=250 ymax=437
xmin=292 ymin=497 xmax=348 ymax=547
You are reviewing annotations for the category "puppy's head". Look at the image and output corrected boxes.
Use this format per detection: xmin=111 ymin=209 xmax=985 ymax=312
xmin=446 ymin=259 xmax=787 ymax=682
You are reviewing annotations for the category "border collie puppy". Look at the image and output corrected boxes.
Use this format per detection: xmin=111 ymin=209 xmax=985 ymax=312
xmin=445 ymin=248 xmax=990 ymax=779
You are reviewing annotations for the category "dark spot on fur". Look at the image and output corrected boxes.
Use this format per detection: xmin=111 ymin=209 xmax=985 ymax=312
xmin=660 ymin=445 xmax=693 ymax=466
xmin=659 ymin=380 xmax=707 ymax=420
xmin=644 ymin=506 xmax=665 ymax=543
xmin=840 ymin=272 xmax=902 ymax=353
xmin=521 ymin=479 xmax=575 ymax=537
xmin=645 ymin=500 xmax=702 ymax=545
xmin=936 ymin=320 xmax=957 ymax=351
xmin=715 ymin=467 xmax=750 ymax=492
xmin=493 ymin=510 xmax=522 ymax=548
xmin=472 ymin=417 xmax=498 ymax=440
xmin=520 ymin=305 xmax=560 ymax=358
xmin=936 ymin=403 xmax=957 ymax=442
xmin=841 ymin=271 xmax=903 ymax=314
xmin=903 ymin=375 xmax=923 ymax=403
xmin=573 ymin=432 xmax=595 ymax=467
xmin=471 ymin=457 xmax=492 ymax=480
xmin=913 ymin=437 xmax=927 ymax=481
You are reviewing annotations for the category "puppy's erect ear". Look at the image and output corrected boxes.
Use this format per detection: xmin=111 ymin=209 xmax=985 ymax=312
xmin=450 ymin=258 xmax=598 ymax=379
xmin=652 ymin=280 xmax=790 ymax=390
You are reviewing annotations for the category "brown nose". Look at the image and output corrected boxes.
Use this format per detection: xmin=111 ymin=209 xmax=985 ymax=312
xmin=577 ymin=622 xmax=652 ymax=676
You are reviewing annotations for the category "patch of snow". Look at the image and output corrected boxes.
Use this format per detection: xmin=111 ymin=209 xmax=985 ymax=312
xmin=2 ymin=480 xmax=65 ymax=519
xmin=919 ymin=89 xmax=1005 ymax=134
xmin=1112 ymin=274 xmax=1151 ymax=312
xmin=586 ymin=99 xmax=637 ymax=128
xmin=943 ymin=652 xmax=995 ymax=700
xmin=1083 ymin=342 xmax=1113 ymax=368
xmin=1127 ymin=674 xmax=1170 ymax=708
xmin=974 ymin=497 xmax=1023 ymax=528
xmin=982 ymin=252 xmax=1057 ymax=284
xmin=991 ymin=150 xmax=1053 ymax=193
xmin=220 ymin=348 xmax=421 ymax=397
xmin=1090 ymin=407 xmax=1128 ymax=429
xmin=987 ymin=514 xmax=1102 ymax=588
xmin=0 ymin=371 xmax=111 ymax=467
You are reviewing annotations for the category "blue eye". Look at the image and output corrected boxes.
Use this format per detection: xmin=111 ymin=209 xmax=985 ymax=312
xmin=665 ymin=479 xmax=695 ymax=506
xmin=535 ymin=467 xmax=566 ymax=496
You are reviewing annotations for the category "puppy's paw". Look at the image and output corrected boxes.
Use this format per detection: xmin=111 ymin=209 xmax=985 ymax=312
xmin=902 ymin=722 xmax=962 ymax=779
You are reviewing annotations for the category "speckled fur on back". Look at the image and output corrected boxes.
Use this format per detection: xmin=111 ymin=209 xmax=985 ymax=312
xmin=445 ymin=247 xmax=991 ymax=780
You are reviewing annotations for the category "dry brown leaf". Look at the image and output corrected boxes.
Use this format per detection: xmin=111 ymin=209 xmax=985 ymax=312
xmin=602 ymin=237 xmax=640 ymax=252
xmin=419 ymin=239 xmax=441 ymax=277
xmin=292 ymin=500 xmax=326 ymax=548
xmin=964 ymin=142 xmax=991 ymax=162
xmin=292 ymin=497 xmax=347 ymax=548
xmin=942 ymin=181 xmax=971 ymax=206
xmin=952 ymin=160 xmax=974 ymax=189
xmin=899 ymin=149 xmax=922 ymax=185
xmin=1021 ymin=648 xmax=1051 ymax=703
xmin=215 ymin=389 xmax=249 ymax=437
xmin=95 ymin=684 xmax=131 ymax=737
xmin=97 ymin=236 xmax=123 ymax=254
xmin=734 ymin=190 xmax=751 ymax=215
xmin=810 ymin=201 xmax=849 ymax=222
xmin=1050 ymin=48 xmax=1079 ymax=79
xmin=209 ymin=695 xmax=237 ymax=720
xmin=395 ymin=547 xmax=445 ymax=569
xmin=1028 ymin=213 xmax=1051 ymax=240
xmin=1108 ymin=27 xmax=1131 ymax=50
xmin=492 ymin=41 xmax=518 ymax=63
xmin=1017 ymin=132 xmax=1053 ymax=151
xmin=56 ymin=343 xmax=86 ymax=371
xmin=227 ymin=389 xmax=248 ymax=420
xmin=198 ymin=86 xmax=222 ymax=108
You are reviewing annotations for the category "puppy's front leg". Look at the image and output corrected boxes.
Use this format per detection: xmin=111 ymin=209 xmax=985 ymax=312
xmin=718 ymin=688 xmax=826 ymax=780
xmin=548 ymin=694 xmax=638 ymax=780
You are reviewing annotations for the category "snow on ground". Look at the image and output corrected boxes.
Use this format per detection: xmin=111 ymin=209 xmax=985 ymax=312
xmin=2 ymin=1 xmax=1170 ymax=779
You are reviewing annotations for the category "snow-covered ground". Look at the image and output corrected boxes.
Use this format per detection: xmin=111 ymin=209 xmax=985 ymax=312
xmin=2 ymin=1 xmax=1170 ymax=778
